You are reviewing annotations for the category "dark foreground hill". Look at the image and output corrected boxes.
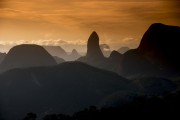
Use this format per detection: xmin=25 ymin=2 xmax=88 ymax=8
xmin=0 ymin=62 xmax=176 ymax=120
xmin=33 ymin=90 xmax=180 ymax=120
xmin=0 ymin=62 xmax=136 ymax=120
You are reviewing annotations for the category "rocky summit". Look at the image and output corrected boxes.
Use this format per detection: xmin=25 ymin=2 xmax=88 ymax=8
xmin=86 ymin=31 xmax=104 ymax=60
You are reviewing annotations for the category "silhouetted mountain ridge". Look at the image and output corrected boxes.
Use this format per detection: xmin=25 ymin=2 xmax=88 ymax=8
xmin=78 ymin=23 xmax=180 ymax=78
xmin=0 ymin=44 xmax=57 ymax=73
xmin=53 ymin=56 xmax=65 ymax=64
xmin=44 ymin=46 xmax=81 ymax=61
xmin=0 ymin=52 xmax=6 ymax=63
xmin=138 ymin=23 xmax=180 ymax=70
xmin=100 ymin=44 xmax=111 ymax=57
xmin=0 ymin=23 xmax=179 ymax=120
xmin=121 ymin=23 xmax=180 ymax=77
xmin=117 ymin=47 xmax=130 ymax=54
xmin=109 ymin=50 xmax=123 ymax=61
xmin=43 ymin=45 xmax=68 ymax=60
xmin=68 ymin=49 xmax=81 ymax=61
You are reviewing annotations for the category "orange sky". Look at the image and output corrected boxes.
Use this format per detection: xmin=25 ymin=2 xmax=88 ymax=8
xmin=0 ymin=0 xmax=180 ymax=52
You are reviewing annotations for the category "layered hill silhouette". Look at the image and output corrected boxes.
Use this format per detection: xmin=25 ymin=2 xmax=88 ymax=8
xmin=0 ymin=52 xmax=6 ymax=64
xmin=0 ymin=62 xmax=135 ymax=120
xmin=68 ymin=49 xmax=81 ymax=61
xmin=117 ymin=47 xmax=130 ymax=54
xmin=106 ymin=50 xmax=123 ymax=74
xmin=0 ymin=44 xmax=57 ymax=73
xmin=78 ymin=32 xmax=123 ymax=74
xmin=109 ymin=50 xmax=123 ymax=63
xmin=43 ymin=45 xmax=68 ymax=60
xmin=0 ymin=23 xmax=179 ymax=120
xmin=44 ymin=46 xmax=81 ymax=61
xmin=78 ymin=23 xmax=180 ymax=78
xmin=53 ymin=56 xmax=65 ymax=64
xmin=100 ymin=44 xmax=111 ymax=57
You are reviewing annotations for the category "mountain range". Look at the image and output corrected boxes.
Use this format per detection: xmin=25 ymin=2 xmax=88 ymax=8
xmin=43 ymin=46 xmax=81 ymax=61
xmin=0 ymin=23 xmax=179 ymax=120
xmin=117 ymin=47 xmax=130 ymax=54
xmin=79 ymin=23 xmax=180 ymax=78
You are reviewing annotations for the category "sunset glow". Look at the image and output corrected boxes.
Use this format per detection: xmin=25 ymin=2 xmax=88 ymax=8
xmin=0 ymin=0 xmax=180 ymax=52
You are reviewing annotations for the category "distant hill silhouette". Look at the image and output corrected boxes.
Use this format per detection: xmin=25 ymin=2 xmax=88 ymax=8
xmin=106 ymin=51 xmax=123 ymax=74
xmin=0 ymin=62 xmax=135 ymax=120
xmin=0 ymin=44 xmax=57 ymax=73
xmin=68 ymin=49 xmax=81 ymax=61
xmin=109 ymin=50 xmax=123 ymax=63
xmin=117 ymin=47 xmax=130 ymax=54
xmin=0 ymin=44 xmax=12 ymax=53
xmin=43 ymin=45 xmax=68 ymax=60
xmin=0 ymin=52 xmax=6 ymax=64
xmin=100 ymin=44 xmax=111 ymax=57
xmin=44 ymin=46 xmax=81 ymax=61
xmin=53 ymin=56 xmax=65 ymax=64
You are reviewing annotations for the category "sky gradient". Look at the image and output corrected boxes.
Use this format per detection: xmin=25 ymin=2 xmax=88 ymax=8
xmin=0 ymin=0 xmax=180 ymax=52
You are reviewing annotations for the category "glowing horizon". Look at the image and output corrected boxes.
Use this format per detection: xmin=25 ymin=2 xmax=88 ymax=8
xmin=0 ymin=0 xmax=180 ymax=52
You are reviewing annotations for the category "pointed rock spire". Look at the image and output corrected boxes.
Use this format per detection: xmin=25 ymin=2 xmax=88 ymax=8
xmin=86 ymin=31 xmax=104 ymax=59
